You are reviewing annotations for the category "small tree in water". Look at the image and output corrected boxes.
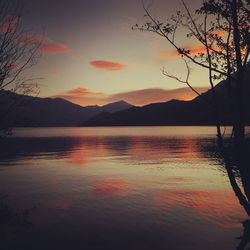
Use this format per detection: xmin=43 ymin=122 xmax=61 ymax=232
xmin=133 ymin=0 xmax=250 ymax=147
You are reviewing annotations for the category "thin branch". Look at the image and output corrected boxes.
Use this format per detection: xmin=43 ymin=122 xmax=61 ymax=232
xmin=204 ymin=13 xmax=223 ymax=140
xmin=161 ymin=58 xmax=210 ymax=105
xmin=140 ymin=0 xmax=228 ymax=77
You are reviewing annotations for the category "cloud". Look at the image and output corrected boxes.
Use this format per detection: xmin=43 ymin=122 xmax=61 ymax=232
xmin=19 ymin=34 xmax=72 ymax=55
xmin=51 ymin=86 xmax=208 ymax=107
xmin=108 ymin=87 xmax=207 ymax=106
xmin=159 ymin=45 xmax=207 ymax=59
xmin=158 ymin=42 xmax=226 ymax=60
xmin=66 ymin=87 xmax=91 ymax=95
xmin=188 ymin=45 xmax=208 ymax=56
xmin=52 ymin=87 xmax=107 ymax=106
xmin=40 ymin=43 xmax=72 ymax=54
xmin=212 ymin=29 xmax=227 ymax=37
xmin=90 ymin=60 xmax=127 ymax=71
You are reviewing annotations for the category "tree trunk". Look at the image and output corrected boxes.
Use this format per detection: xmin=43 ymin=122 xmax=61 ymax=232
xmin=231 ymin=0 xmax=245 ymax=147
xmin=234 ymin=119 xmax=245 ymax=147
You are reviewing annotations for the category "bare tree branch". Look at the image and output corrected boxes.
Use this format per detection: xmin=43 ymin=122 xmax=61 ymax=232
xmin=161 ymin=58 xmax=210 ymax=105
xmin=0 ymin=0 xmax=42 ymax=133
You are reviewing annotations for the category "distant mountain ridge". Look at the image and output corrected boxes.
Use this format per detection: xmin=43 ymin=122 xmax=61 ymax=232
xmin=0 ymin=91 xmax=133 ymax=127
xmin=81 ymin=71 xmax=250 ymax=126
xmin=2 ymin=69 xmax=250 ymax=127
xmin=101 ymin=100 xmax=132 ymax=113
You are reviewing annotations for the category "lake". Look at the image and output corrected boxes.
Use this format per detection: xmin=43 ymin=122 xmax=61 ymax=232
xmin=0 ymin=127 xmax=249 ymax=250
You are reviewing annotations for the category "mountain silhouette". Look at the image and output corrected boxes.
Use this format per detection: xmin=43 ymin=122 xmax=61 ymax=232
xmin=0 ymin=91 xmax=133 ymax=127
xmin=2 ymin=68 xmax=250 ymax=127
xmin=101 ymin=100 xmax=133 ymax=113
xmin=82 ymin=70 xmax=250 ymax=126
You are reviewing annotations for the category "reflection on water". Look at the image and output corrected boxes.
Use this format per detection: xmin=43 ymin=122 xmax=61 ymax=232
xmin=237 ymin=220 xmax=250 ymax=250
xmin=0 ymin=127 xmax=249 ymax=250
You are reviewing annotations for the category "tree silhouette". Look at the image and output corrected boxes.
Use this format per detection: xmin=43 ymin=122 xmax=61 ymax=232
xmin=134 ymin=0 xmax=250 ymax=147
xmin=0 ymin=0 xmax=42 ymax=134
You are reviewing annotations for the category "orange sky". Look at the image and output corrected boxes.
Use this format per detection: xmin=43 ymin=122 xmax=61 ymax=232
xmin=16 ymin=0 xmax=220 ymax=106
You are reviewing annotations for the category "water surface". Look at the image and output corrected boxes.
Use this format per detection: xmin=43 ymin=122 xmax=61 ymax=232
xmin=0 ymin=127 xmax=248 ymax=250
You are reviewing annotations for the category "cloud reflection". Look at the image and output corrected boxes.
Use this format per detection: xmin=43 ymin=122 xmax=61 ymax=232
xmin=94 ymin=179 xmax=129 ymax=196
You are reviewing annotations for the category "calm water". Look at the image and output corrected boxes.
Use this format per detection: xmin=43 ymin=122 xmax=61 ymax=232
xmin=0 ymin=127 xmax=249 ymax=250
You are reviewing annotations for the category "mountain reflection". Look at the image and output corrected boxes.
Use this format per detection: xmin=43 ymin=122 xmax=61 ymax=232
xmin=0 ymin=135 xmax=211 ymax=165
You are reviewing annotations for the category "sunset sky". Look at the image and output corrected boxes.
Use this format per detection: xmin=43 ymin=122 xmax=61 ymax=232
xmin=19 ymin=0 xmax=210 ymax=106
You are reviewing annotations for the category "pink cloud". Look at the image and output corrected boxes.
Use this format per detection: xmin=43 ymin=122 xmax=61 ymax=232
xmin=40 ymin=43 xmax=72 ymax=54
xmin=1 ymin=17 xmax=72 ymax=55
xmin=212 ymin=29 xmax=228 ymax=37
xmin=67 ymin=87 xmax=91 ymax=96
xmin=159 ymin=45 xmax=207 ymax=59
xmin=159 ymin=43 xmax=225 ymax=60
xmin=19 ymin=34 xmax=72 ymax=55
xmin=52 ymin=87 xmax=107 ymax=106
xmin=90 ymin=60 xmax=127 ymax=71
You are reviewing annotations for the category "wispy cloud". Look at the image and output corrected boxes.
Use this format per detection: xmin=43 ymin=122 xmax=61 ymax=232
xmin=40 ymin=43 xmax=72 ymax=54
xmin=89 ymin=60 xmax=127 ymax=71
xmin=158 ymin=45 xmax=207 ymax=59
xmin=108 ymin=87 xmax=208 ymax=106
xmin=19 ymin=34 xmax=72 ymax=55
xmin=66 ymin=88 xmax=91 ymax=95
xmin=158 ymin=42 xmax=226 ymax=60
xmin=52 ymin=87 xmax=107 ymax=106
xmin=51 ymin=86 xmax=208 ymax=107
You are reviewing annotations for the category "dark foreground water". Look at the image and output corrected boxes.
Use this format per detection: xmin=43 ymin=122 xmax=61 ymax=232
xmin=0 ymin=127 xmax=249 ymax=250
